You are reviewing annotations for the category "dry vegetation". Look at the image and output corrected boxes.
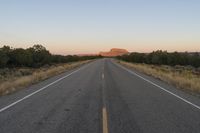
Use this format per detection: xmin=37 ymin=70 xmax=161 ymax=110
xmin=0 ymin=60 xmax=91 ymax=95
xmin=118 ymin=60 xmax=200 ymax=95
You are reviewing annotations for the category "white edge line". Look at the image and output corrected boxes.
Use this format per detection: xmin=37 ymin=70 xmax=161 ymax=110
xmin=114 ymin=62 xmax=200 ymax=110
xmin=0 ymin=64 xmax=87 ymax=113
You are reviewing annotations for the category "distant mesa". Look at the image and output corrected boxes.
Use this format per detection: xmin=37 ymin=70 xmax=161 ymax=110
xmin=100 ymin=48 xmax=129 ymax=57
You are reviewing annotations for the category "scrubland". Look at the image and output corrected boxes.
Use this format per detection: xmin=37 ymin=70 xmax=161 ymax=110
xmin=118 ymin=61 xmax=200 ymax=95
xmin=0 ymin=61 xmax=91 ymax=95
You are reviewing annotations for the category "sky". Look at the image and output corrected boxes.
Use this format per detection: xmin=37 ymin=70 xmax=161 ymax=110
xmin=0 ymin=0 xmax=200 ymax=55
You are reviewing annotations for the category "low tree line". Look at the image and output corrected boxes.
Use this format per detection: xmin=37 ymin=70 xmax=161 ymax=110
xmin=0 ymin=45 xmax=101 ymax=68
xmin=117 ymin=50 xmax=200 ymax=67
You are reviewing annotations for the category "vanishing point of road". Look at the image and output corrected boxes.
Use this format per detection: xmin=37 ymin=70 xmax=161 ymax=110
xmin=0 ymin=59 xmax=200 ymax=133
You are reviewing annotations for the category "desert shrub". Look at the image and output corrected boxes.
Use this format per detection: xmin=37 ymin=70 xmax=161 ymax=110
xmin=117 ymin=50 xmax=200 ymax=68
xmin=0 ymin=44 xmax=101 ymax=68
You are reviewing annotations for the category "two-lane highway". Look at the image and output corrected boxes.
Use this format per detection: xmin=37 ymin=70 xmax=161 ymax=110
xmin=0 ymin=59 xmax=200 ymax=133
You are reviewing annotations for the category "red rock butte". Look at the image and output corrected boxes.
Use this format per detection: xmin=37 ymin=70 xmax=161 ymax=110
xmin=100 ymin=48 xmax=129 ymax=57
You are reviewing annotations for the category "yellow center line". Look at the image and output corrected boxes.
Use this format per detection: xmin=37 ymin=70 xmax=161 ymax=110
xmin=102 ymin=60 xmax=108 ymax=133
xmin=102 ymin=107 xmax=109 ymax=133
xmin=102 ymin=73 xmax=104 ymax=79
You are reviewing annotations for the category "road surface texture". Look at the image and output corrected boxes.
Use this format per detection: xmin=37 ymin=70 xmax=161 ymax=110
xmin=0 ymin=59 xmax=200 ymax=133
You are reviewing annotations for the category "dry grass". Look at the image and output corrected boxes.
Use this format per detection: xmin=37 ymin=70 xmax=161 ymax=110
xmin=0 ymin=60 xmax=91 ymax=95
xmin=118 ymin=60 xmax=200 ymax=95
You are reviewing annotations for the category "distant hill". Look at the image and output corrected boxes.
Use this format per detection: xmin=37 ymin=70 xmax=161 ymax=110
xmin=100 ymin=48 xmax=129 ymax=57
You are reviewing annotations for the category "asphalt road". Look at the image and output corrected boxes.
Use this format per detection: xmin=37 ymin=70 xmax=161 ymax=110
xmin=0 ymin=59 xmax=200 ymax=133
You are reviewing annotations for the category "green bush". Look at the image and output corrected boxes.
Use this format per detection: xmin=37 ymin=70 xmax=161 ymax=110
xmin=117 ymin=50 xmax=200 ymax=68
xmin=0 ymin=45 xmax=101 ymax=68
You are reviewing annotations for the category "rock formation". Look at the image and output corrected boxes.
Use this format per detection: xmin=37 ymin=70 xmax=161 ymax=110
xmin=100 ymin=48 xmax=129 ymax=57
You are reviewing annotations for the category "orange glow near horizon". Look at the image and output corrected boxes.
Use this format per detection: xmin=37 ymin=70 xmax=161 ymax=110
xmin=1 ymin=0 xmax=200 ymax=55
xmin=2 ymin=39 xmax=199 ymax=55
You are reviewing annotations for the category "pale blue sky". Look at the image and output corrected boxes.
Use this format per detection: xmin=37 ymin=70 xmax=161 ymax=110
xmin=0 ymin=0 xmax=200 ymax=54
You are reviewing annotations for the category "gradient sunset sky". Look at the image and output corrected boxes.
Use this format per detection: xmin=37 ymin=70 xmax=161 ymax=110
xmin=0 ymin=0 xmax=200 ymax=55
